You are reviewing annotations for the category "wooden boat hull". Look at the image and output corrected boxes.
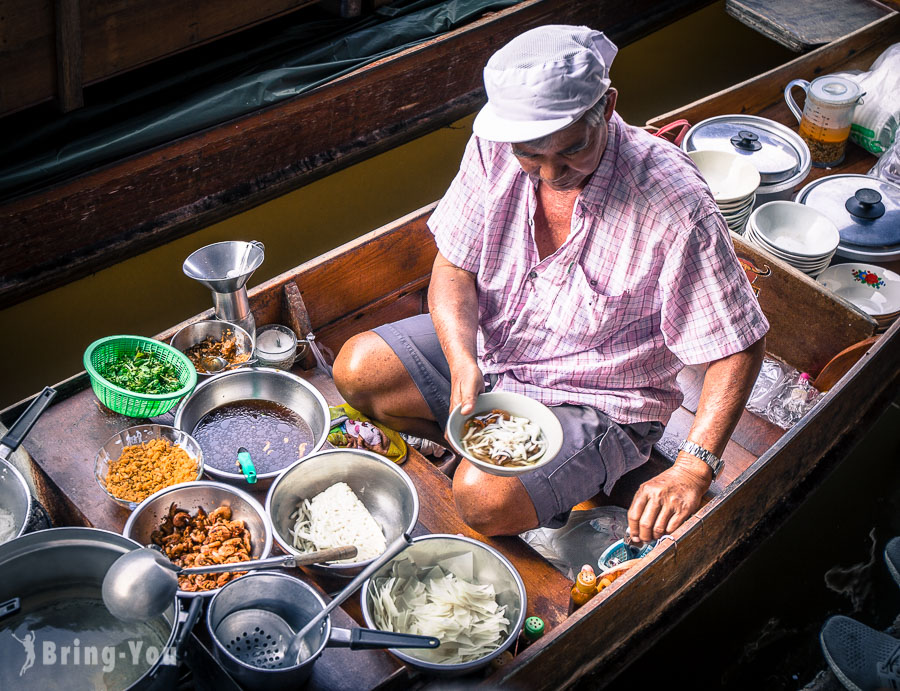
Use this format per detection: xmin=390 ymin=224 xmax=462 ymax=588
xmin=2 ymin=10 xmax=899 ymax=690
xmin=0 ymin=0 xmax=706 ymax=309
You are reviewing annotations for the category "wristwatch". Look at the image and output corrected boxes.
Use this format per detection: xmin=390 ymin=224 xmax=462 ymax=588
xmin=678 ymin=440 xmax=724 ymax=480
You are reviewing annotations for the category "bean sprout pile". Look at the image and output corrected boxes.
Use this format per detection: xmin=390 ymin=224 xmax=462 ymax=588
xmin=461 ymin=409 xmax=546 ymax=467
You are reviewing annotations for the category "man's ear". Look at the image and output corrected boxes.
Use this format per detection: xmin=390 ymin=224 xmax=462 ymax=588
xmin=604 ymin=88 xmax=618 ymax=122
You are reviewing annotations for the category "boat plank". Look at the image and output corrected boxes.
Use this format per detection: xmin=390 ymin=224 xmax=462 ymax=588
xmin=731 ymin=234 xmax=876 ymax=376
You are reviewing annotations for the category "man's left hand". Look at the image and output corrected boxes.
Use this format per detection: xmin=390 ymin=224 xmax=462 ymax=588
xmin=626 ymin=455 xmax=711 ymax=544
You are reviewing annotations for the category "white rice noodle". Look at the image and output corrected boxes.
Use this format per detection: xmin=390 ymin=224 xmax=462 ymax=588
xmin=0 ymin=508 xmax=17 ymax=544
xmin=462 ymin=410 xmax=546 ymax=467
xmin=289 ymin=482 xmax=386 ymax=563
xmin=370 ymin=553 xmax=510 ymax=664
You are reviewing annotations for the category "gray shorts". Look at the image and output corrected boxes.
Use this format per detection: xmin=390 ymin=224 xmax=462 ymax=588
xmin=374 ymin=314 xmax=665 ymax=528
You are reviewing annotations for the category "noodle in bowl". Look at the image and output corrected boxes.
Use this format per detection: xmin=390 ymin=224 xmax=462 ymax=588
xmin=446 ymin=392 xmax=564 ymax=477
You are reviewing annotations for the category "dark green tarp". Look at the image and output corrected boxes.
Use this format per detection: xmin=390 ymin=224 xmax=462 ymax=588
xmin=0 ymin=0 xmax=518 ymax=200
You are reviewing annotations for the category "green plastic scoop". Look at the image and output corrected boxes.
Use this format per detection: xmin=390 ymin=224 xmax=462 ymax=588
xmin=236 ymin=446 xmax=257 ymax=484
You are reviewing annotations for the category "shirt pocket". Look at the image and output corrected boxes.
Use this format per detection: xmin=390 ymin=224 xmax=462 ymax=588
xmin=544 ymin=265 xmax=630 ymax=349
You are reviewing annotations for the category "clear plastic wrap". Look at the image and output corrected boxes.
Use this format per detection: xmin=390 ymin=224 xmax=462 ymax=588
xmin=834 ymin=42 xmax=900 ymax=155
xmin=520 ymin=507 xmax=628 ymax=580
xmin=746 ymin=358 xmax=822 ymax=429
xmin=869 ymin=138 xmax=900 ymax=185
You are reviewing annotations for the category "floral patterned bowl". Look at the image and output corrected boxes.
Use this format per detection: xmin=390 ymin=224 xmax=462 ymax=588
xmin=817 ymin=263 xmax=900 ymax=317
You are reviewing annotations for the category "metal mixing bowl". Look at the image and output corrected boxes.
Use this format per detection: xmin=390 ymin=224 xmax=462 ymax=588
xmin=172 ymin=367 xmax=330 ymax=486
xmin=122 ymin=480 xmax=273 ymax=599
xmin=170 ymin=320 xmax=254 ymax=377
xmin=0 ymin=458 xmax=31 ymax=543
xmin=265 ymin=448 xmax=419 ymax=578
xmin=360 ymin=534 xmax=527 ymax=676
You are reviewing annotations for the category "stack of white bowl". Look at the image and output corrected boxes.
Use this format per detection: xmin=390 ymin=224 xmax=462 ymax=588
xmin=745 ymin=201 xmax=840 ymax=277
xmin=688 ymin=149 xmax=760 ymax=233
xmin=817 ymin=263 xmax=900 ymax=333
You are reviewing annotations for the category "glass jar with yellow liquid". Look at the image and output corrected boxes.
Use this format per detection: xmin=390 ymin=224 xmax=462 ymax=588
xmin=785 ymin=75 xmax=864 ymax=167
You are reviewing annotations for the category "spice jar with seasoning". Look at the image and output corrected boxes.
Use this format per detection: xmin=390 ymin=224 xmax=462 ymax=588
xmin=785 ymin=75 xmax=864 ymax=168
xmin=568 ymin=564 xmax=598 ymax=613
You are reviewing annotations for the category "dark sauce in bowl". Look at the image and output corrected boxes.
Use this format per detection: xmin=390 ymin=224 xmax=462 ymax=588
xmin=191 ymin=399 xmax=315 ymax=475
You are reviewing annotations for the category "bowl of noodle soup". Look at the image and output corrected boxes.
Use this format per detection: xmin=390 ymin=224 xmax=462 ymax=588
xmin=445 ymin=391 xmax=564 ymax=477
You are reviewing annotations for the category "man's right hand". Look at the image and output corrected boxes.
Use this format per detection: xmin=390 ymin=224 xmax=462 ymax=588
xmin=450 ymin=359 xmax=485 ymax=416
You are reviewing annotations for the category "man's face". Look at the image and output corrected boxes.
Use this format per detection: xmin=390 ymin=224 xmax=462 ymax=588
xmin=511 ymin=89 xmax=617 ymax=192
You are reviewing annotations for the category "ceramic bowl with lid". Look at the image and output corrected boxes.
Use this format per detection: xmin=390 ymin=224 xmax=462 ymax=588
xmin=682 ymin=114 xmax=811 ymax=205
xmin=796 ymin=174 xmax=900 ymax=262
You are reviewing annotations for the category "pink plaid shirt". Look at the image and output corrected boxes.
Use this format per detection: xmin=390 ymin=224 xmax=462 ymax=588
xmin=427 ymin=113 xmax=769 ymax=425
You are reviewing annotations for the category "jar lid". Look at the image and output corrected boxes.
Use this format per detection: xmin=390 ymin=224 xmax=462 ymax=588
xmin=523 ymin=616 xmax=545 ymax=640
xmin=796 ymin=174 xmax=900 ymax=252
xmin=683 ymin=115 xmax=811 ymax=189
xmin=809 ymin=75 xmax=863 ymax=107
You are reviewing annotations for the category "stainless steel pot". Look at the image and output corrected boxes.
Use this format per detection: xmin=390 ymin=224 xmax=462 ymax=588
xmin=173 ymin=367 xmax=330 ymax=487
xmin=681 ymin=114 xmax=812 ymax=208
xmin=0 ymin=387 xmax=57 ymax=542
xmin=0 ymin=527 xmax=194 ymax=690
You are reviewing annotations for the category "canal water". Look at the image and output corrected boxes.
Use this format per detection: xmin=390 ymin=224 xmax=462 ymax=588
xmin=1 ymin=2 xmax=896 ymax=687
xmin=0 ymin=0 xmax=794 ymax=408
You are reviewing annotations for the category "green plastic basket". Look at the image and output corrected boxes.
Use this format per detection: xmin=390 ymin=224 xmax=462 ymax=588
xmin=84 ymin=335 xmax=198 ymax=418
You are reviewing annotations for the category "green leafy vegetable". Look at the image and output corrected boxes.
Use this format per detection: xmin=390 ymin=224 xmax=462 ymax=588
xmin=99 ymin=349 xmax=181 ymax=394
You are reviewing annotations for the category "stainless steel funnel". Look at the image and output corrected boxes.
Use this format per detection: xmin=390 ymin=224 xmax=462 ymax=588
xmin=183 ymin=241 xmax=265 ymax=338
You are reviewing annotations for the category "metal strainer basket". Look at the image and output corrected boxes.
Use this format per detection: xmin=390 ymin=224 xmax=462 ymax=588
xmin=207 ymin=571 xmax=438 ymax=691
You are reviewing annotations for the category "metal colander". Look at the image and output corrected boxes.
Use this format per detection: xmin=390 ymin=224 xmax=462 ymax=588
xmin=214 ymin=609 xmax=313 ymax=670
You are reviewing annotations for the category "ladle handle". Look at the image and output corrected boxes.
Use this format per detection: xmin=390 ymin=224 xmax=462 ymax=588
xmin=292 ymin=533 xmax=413 ymax=645
xmin=178 ymin=545 xmax=357 ymax=575
xmin=293 ymin=545 xmax=358 ymax=565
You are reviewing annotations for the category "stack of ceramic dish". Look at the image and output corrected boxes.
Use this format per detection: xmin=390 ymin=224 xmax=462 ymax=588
xmin=817 ymin=263 xmax=900 ymax=333
xmin=688 ymin=150 xmax=760 ymax=233
xmin=745 ymin=201 xmax=840 ymax=276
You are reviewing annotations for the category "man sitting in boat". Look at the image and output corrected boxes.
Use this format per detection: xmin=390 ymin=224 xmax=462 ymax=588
xmin=333 ymin=25 xmax=768 ymax=542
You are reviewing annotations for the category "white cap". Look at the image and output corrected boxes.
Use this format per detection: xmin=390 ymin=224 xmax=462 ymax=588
xmin=472 ymin=25 xmax=618 ymax=143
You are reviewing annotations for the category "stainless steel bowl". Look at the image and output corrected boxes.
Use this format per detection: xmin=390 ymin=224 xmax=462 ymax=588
xmin=170 ymin=320 xmax=254 ymax=377
xmin=0 ymin=458 xmax=31 ymax=543
xmin=360 ymin=534 xmax=527 ymax=675
xmin=172 ymin=367 xmax=330 ymax=486
xmin=265 ymin=449 xmax=419 ymax=578
xmin=122 ymin=480 xmax=273 ymax=599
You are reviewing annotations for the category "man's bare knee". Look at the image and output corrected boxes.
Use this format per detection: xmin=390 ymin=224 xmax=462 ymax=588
xmin=333 ymin=332 xmax=382 ymax=409
xmin=452 ymin=463 xmax=538 ymax=536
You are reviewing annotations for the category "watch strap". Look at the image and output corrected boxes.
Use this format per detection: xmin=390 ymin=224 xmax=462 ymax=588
xmin=678 ymin=440 xmax=723 ymax=480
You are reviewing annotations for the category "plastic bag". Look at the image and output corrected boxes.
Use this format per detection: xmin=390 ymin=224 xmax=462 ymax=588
xmin=869 ymin=138 xmax=900 ymax=185
xmin=834 ymin=42 xmax=900 ymax=155
xmin=746 ymin=358 xmax=794 ymax=416
xmin=520 ymin=506 xmax=628 ymax=580
xmin=745 ymin=358 xmax=821 ymax=429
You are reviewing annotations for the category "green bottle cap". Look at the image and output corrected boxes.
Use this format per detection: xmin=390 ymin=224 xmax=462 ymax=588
xmin=523 ymin=616 xmax=545 ymax=640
